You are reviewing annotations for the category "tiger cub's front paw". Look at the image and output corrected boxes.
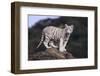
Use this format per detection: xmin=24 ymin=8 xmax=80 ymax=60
xmin=64 ymin=48 xmax=66 ymax=51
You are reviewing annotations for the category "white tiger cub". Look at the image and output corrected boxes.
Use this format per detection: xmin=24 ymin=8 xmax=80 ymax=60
xmin=37 ymin=24 xmax=74 ymax=52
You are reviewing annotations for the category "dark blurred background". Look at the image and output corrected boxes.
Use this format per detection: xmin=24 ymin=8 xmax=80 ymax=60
xmin=28 ymin=16 xmax=88 ymax=60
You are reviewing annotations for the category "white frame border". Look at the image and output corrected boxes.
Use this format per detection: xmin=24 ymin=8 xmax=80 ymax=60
xmin=20 ymin=6 xmax=95 ymax=70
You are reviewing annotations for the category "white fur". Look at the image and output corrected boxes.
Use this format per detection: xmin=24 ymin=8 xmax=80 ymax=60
xmin=37 ymin=24 xmax=74 ymax=52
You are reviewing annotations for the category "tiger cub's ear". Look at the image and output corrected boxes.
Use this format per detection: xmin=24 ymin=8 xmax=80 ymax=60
xmin=65 ymin=24 xmax=68 ymax=28
xmin=70 ymin=25 xmax=74 ymax=28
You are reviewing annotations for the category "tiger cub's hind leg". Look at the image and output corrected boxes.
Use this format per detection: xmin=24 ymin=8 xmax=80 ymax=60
xmin=43 ymin=36 xmax=51 ymax=48
xmin=49 ymin=41 xmax=58 ymax=48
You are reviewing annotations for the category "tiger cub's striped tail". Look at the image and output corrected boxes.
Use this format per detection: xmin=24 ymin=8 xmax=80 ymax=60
xmin=37 ymin=32 xmax=44 ymax=48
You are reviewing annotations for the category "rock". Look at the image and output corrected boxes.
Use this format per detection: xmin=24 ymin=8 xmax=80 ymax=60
xmin=28 ymin=48 xmax=75 ymax=60
xmin=65 ymin=52 xmax=75 ymax=59
xmin=46 ymin=48 xmax=66 ymax=59
xmin=46 ymin=48 xmax=75 ymax=59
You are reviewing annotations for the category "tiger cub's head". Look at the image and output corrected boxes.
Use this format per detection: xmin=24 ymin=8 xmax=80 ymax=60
xmin=64 ymin=24 xmax=74 ymax=34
